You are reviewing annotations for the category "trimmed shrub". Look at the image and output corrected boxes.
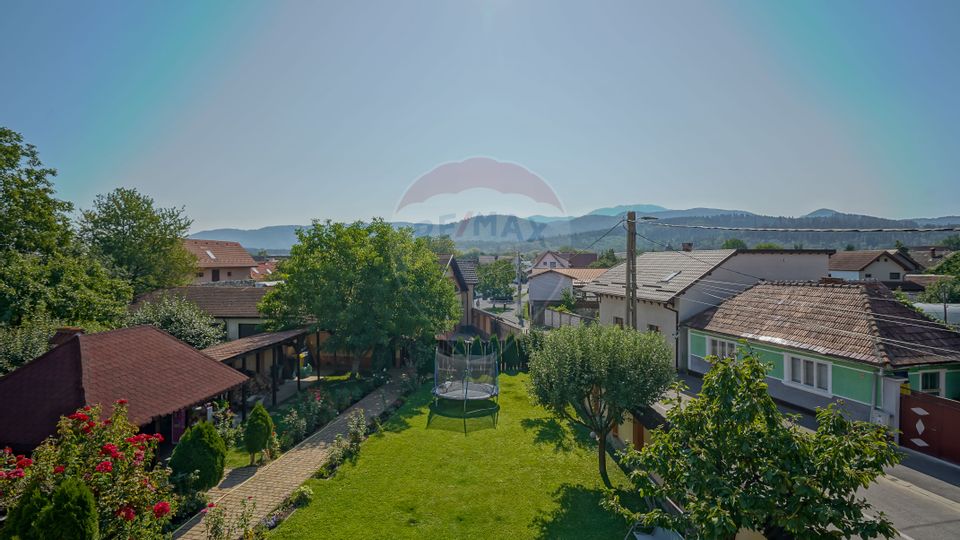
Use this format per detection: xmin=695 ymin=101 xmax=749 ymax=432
xmin=279 ymin=409 xmax=307 ymax=451
xmin=2 ymin=483 xmax=49 ymax=540
xmin=503 ymin=334 xmax=520 ymax=371
xmin=244 ymin=403 xmax=274 ymax=465
xmin=170 ymin=422 xmax=226 ymax=492
xmin=288 ymin=485 xmax=313 ymax=508
xmin=470 ymin=336 xmax=484 ymax=355
xmin=35 ymin=478 xmax=99 ymax=540
xmin=454 ymin=337 xmax=467 ymax=356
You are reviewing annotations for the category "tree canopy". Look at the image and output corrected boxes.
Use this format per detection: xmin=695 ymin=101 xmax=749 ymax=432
xmin=752 ymin=242 xmax=784 ymax=249
xmin=260 ymin=219 xmax=460 ymax=373
xmin=528 ymin=324 xmax=673 ymax=486
xmin=609 ymin=352 xmax=900 ymax=540
xmin=421 ymin=235 xmax=458 ymax=256
xmin=589 ymin=249 xmax=621 ymax=268
xmin=476 ymin=258 xmax=515 ymax=300
xmin=940 ymin=234 xmax=960 ymax=251
xmin=917 ymin=277 xmax=960 ymax=304
xmin=720 ymin=238 xmax=748 ymax=249
xmin=931 ymin=252 xmax=960 ymax=278
xmin=126 ymin=294 xmax=225 ymax=349
xmin=80 ymin=187 xmax=196 ymax=295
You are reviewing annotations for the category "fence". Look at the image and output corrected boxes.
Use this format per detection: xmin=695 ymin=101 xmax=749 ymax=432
xmin=473 ymin=308 xmax=526 ymax=340
xmin=900 ymin=389 xmax=960 ymax=464
xmin=543 ymin=308 xmax=595 ymax=328
xmin=441 ymin=336 xmax=529 ymax=373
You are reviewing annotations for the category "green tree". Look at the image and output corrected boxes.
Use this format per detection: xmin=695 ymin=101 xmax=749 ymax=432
xmin=170 ymin=422 xmax=227 ymax=492
xmin=610 ymin=353 xmax=900 ymax=540
xmin=528 ymin=324 xmax=673 ymax=486
xmin=931 ymin=252 xmax=960 ymax=278
xmin=2 ymin=483 xmax=49 ymax=540
xmin=589 ymin=249 xmax=621 ymax=268
xmin=126 ymin=294 xmax=225 ymax=349
xmin=559 ymin=287 xmax=577 ymax=312
xmin=503 ymin=334 xmax=520 ymax=371
xmin=0 ymin=312 xmax=60 ymax=375
xmin=422 ymin=235 xmax=458 ymax=255
xmin=752 ymin=242 xmax=784 ymax=249
xmin=720 ymin=238 xmax=748 ymax=249
xmin=80 ymin=188 xmax=196 ymax=295
xmin=918 ymin=277 xmax=960 ymax=304
xmin=940 ymin=234 xmax=960 ymax=251
xmin=476 ymin=258 xmax=514 ymax=300
xmin=845 ymin=243 xmax=857 ymax=251
xmin=35 ymin=478 xmax=99 ymax=540
xmin=245 ymin=402 xmax=274 ymax=465
xmin=260 ymin=219 xmax=459 ymax=374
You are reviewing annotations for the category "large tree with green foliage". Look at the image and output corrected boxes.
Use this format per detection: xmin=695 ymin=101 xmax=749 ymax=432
xmin=609 ymin=352 xmax=901 ymax=540
xmin=720 ymin=238 xmax=748 ymax=249
xmin=80 ymin=187 xmax=196 ymax=295
xmin=918 ymin=277 xmax=960 ymax=305
xmin=931 ymin=252 xmax=960 ymax=278
xmin=528 ymin=324 xmax=673 ymax=486
xmin=940 ymin=234 xmax=960 ymax=251
xmin=260 ymin=219 xmax=460 ymax=374
xmin=589 ymin=249 xmax=621 ymax=268
xmin=0 ymin=127 xmax=131 ymax=328
xmin=126 ymin=294 xmax=225 ymax=349
xmin=0 ymin=312 xmax=60 ymax=375
xmin=422 ymin=235 xmax=458 ymax=256
xmin=476 ymin=258 xmax=515 ymax=300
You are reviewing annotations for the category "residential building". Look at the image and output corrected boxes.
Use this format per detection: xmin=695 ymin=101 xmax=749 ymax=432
xmin=183 ymin=239 xmax=257 ymax=283
xmin=828 ymin=250 xmax=922 ymax=283
xmin=530 ymin=250 xmax=598 ymax=271
xmin=438 ymin=255 xmax=478 ymax=331
xmin=134 ymin=285 xmax=269 ymax=340
xmin=251 ymin=260 xmax=278 ymax=281
xmin=0 ymin=326 xmax=247 ymax=451
xmin=583 ymin=249 xmax=833 ymax=367
xmin=528 ymin=268 xmax=607 ymax=325
xmin=683 ymin=281 xmax=960 ymax=431
xmin=908 ymin=246 xmax=954 ymax=271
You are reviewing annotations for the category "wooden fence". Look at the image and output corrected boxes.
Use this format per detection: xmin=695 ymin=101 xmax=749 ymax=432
xmin=543 ymin=308 xmax=595 ymax=328
xmin=900 ymin=389 xmax=960 ymax=464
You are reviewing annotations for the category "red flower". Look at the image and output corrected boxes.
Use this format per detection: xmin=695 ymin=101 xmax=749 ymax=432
xmin=8 ymin=468 xmax=24 ymax=479
xmin=207 ymin=502 xmax=216 ymax=508
xmin=53 ymin=465 xmax=65 ymax=474
xmin=115 ymin=398 xmax=128 ymax=405
xmin=101 ymin=443 xmax=119 ymax=456
xmin=68 ymin=412 xmax=90 ymax=422
xmin=103 ymin=419 xmax=112 ymax=425
xmin=152 ymin=433 xmax=164 ymax=443
xmin=83 ymin=405 xmax=92 ymax=411
xmin=95 ymin=460 xmax=113 ymax=473
xmin=15 ymin=457 xmax=32 ymax=468
xmin=0 ymin=471 xmax=6 ymax=479
xmin=153 ymin=501 xmax=171 ymax=518
xmin=117 ymin=506 xmax=136 ymax=521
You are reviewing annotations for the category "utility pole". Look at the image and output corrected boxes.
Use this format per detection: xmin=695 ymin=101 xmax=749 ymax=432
xmin=625 ymin=211 xmax=637 ymax=330
xmin=516 ymin=249 xmax=524 ymax=327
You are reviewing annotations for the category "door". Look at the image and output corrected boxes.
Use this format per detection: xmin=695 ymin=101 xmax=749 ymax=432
xmin=211 ymin=269 xmax=220 ymax=282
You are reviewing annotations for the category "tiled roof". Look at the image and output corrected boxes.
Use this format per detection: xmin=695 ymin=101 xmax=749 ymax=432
xmin=0 ymin=326 xmax=247 ymax=451
xmin=183 ymin=239 xmax=257 ymax=269
xmin=134 ymin=286 xmax=268 ymax=318
xmin=563 ymin=252 xmax=599 ymax=268
xmin=202 ymin=328 xmax=309 ymax=361
xmin=684 ymin=281 xmax=960 ymax=368
xmin=582 ymin=249 xmax=736 ymax=303
xmin=251 ymin=261 xmax=278 ymax=280
xmin=530 ymin=267 xmax=609 ymax=285
xmin=828 ymin=250 xmax=917 ymax=272
xmin=908 ymin=247 xmax=954 ymax=270
xmin=454 ymin=258 xmax=479 ymax=284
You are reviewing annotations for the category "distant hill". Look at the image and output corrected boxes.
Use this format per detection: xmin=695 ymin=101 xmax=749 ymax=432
xmin=190 ymin=204 xmax=960 ymax=253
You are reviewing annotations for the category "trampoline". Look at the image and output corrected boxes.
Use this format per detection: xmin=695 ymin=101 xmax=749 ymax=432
xmin=433 ymin=345 xmax=499 ymax=407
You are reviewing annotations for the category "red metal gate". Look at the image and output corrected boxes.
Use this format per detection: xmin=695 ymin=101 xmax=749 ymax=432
xmin=900 ymin=390 xmax=960 ymax=464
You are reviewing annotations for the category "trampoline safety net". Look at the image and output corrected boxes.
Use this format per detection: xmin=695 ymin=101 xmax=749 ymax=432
xmin=434 ymin=349 xmax=499 ymax=401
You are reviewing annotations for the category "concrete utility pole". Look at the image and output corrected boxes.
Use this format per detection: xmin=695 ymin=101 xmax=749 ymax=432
xmin=625 ymin=211 xmax=637 ymax=330
xmin=516 ymin=249 xmax=524 ymax=327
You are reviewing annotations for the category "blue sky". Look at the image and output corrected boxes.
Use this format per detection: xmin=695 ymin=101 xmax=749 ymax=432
xmin=2 ymin=1 xmax=958 ymax=231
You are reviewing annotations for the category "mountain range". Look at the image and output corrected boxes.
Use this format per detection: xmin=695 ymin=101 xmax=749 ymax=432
xmin=190 ymin=205 xmax=960 ymax=254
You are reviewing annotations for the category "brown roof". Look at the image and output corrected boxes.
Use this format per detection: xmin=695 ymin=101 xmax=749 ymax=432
xmin=183 ymin=239 xmax=257 ymax=269
xmin=454 ymin=258 xmax=479 ymax=285
xmin=251 ymin=261 xmax=278 ymax=280
xmin=202 ymin=328 xmax=309 ymax=361
xmin=583 ymin=249 xmax=736 ymax=303
xmin=134 ymin=286 xmax=268 ymax=318
xmin=0 ymin=326 xmax=247 ymax=451
xmin=530 ymin=267 xmax=609 ymax=285
xmin=828 ymin=250 xmax=918 ymax=272
xmin=684 ymin=281 xmax=960 ymax=368
xmin=908 ymin=247 xmax=954 ymax=270
xmin=904 ymin=274 xmax=954 ymax=288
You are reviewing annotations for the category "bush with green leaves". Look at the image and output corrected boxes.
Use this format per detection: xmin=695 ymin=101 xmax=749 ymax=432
xmin=0 ymin=312 xmax=60 ymax=376
xmin=244 ymin=403 xmax=274 ymax=465
xmin=347 ymin=409 xmax=367 ymax=449
xmin=279 ymin=409 xmax=307 ymax=451
xmin=126 ymin=294 xmax=225 ymax=349
xmin=519 ymin=328 xmax=545 ymax=367
xmin=170 ymin=421 xmax=227 ymax=492
xmin=315 ymin=435 xmax=352 ymax=479
xmin=212 ymin=403 xmax=241 ymax=450
xmin=503 ymin=334 xmax=521 ymax=371
xmin=34 ymin=478 xmax=99 ymax=540
xmin=288 ymin=486 xmax=313 ymax=508
xmin=2 ymin=483 xmax=49 ymax=539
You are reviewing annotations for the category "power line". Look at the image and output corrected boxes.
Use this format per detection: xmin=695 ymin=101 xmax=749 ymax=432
xmin=583 ymin=218 xmax=625 ymax=250
xmin=628 ymin=226 xmax=777 ymax=282
xmin=645 ymin=222 xmax=960 ymax=233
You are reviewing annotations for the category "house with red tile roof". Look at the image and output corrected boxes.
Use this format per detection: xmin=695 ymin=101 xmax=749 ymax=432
xmin=529 ymin=250 xmax=598 ymax=271
xmin=251 ymin=260 xmax=279 ymax=281
xmin=828 ymin=249 xmax=922 ymax=283
xmin=0 ymin=326 xmax=247 ymax=451
xmin=528 ymin=268 xmax=608 ymax=325
xmin=183 ymin=239 xmax=257 ymax=283
xmin=133 ymin=286 xmax=270 ymax=340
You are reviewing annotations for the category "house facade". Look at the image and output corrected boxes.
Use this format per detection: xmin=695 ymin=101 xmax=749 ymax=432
xmin=828 ymin=250 xmax=921 ymax=283
xmin=183 ymin=239 xmax=257 ymax=283
xmin=134 ymin=285 xmax=269 ymax=340
xmin=583 ymin=249 xmax=833 ymax=368
xmin=683 ymin=281 xmax=960 ymax=432
xmin=528 ymin=268 xmax=607 ymax=325
xmin=438 ymin=255 xmax=478 ymax=332
xmin=530 ymin=250 xmax=598 ymax=271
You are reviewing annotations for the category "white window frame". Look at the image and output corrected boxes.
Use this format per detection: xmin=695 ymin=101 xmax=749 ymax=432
xmin=918 ymin=370 xmax=944 ymax=397
xmin=784 ymin=355 xmax=832 ymax=396
xmin=709 ymin=337 xmax=737 ymax=359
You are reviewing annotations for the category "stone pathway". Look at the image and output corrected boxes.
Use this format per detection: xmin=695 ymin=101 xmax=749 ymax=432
xmin=173 ymin=374 xmax=407 ymax=539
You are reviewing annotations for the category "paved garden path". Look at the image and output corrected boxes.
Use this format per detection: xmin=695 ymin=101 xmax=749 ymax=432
xmin=174 ymin=374 xmax=407 ymax=539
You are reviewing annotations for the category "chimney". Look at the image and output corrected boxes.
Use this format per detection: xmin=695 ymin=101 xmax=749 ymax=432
xmin=49 ymin=326 xmax=84 ymax=348
xmin=681 ymin=242 xmax=693 ymax=252
xmin=931 ymin=247 xmax=940 ymax=260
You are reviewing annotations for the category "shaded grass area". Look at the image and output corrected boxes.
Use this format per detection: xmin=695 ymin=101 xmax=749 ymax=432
xmin=270 ymin=373 xmax=638 ymax=539
xmin=223 ymin=373 xmax=369 ymax=470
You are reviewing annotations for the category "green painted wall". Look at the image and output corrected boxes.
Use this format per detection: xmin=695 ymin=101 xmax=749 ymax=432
xmin=946 ymin=372 xmax=960 ymax=400
xmin=832 ymin=364 xmax=874 ymax=405
xmin=690 ymin=333 xmax=706 ymax=357
xmin=754 ymin=347 xmax=784 ymax=379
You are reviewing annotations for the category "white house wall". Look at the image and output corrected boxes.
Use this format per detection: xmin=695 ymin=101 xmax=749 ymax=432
xmin=528 ymin=273 xmax=573 ymax=302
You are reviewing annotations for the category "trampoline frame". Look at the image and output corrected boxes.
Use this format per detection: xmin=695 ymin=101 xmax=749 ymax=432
xmin=433 ymin=342 xmax=500 ymax=415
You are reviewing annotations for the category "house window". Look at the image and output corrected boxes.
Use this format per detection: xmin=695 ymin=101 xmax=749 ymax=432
xmin=647 ymin=324 xmax=660 ymax=333
xmin=238 ymin=324 xmax=261 ymax=338
xmin=709 ymin=338 xmax=736 ymax=359
xmin=614 ymin=317 xmax=624 ymax=329
xmin=788 ymin=356 xmax=830 ymax=393
xmin=920 ymin=372 xmax=941 ymax=395
xmin=549 ymin=261 xmax=556 ymax=268
xmin=196 ymin=272 xmax=204 ymax=278
xmin=864 ymin=273 xmax=872 ymax=278
xmin=227 ymin=271 xmax=232 ymax=277
xmin=889 ymin=272 xmax=901 ymax=280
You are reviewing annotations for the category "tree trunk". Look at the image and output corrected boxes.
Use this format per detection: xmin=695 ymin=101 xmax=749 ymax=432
xmin=598 ymin=430 xmax=612 ymax=488
xmin=351 ymin=354 xmax=361 ymax=377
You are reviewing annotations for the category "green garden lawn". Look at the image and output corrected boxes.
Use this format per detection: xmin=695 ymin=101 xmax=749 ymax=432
xmin=270 ymin=372 xmax=639 ymax=539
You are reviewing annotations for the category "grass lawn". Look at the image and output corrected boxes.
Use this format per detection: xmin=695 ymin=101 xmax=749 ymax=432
xmin=270 ymin=372 xmax=639 ymax=539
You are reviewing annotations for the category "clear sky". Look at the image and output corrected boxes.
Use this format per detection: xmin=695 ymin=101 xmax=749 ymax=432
xmin=2 ymin=1 xmax=958 ymax=231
